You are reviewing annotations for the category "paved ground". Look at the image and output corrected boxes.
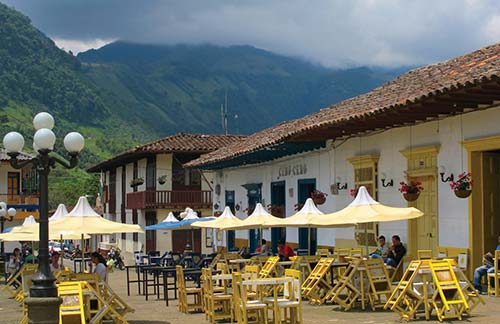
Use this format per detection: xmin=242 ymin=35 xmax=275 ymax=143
xmin=2 ymin=270 xmax=500 ymax=324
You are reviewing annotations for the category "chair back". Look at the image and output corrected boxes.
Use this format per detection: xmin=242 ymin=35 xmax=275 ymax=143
xmin=417 ymin=250 xmax=433 ymax=260
xmin=349 ymin=248 xmax=363 ymax=257
xmin=176 ymin=265 xmax=186 ymax=290
xmin=259 ymin=256 xmax=279 ymax=278
xmin=231 ymin=272 xmax=246 ymax=322
xmin=284 ymin=269 xmax=301 ymax=302
xmin=317 ymin=248 xmax=330 ymax=257
xmin=335 ymin=248 xmax=350 ymax=263
xmin=437 ymin=247 xmax=448 ymax=258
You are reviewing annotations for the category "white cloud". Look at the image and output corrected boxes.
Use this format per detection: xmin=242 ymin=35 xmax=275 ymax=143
xmin=53 ymin=38 xmax=114 ymax=54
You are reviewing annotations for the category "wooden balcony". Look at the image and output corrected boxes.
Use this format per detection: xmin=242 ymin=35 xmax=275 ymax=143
xmin=0 ymin=193 xmax=39 ymax=208
xmin=126 ymin=190 xmax=212 ymax=210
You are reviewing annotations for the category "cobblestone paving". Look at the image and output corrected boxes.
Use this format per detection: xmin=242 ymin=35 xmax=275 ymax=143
xmin=2 ymin=270 xmax=500 ymax=324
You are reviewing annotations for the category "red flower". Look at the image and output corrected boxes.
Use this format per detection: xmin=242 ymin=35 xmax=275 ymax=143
xmin=399 ymin=181 xmax=424 ymax=194
xmin=450 ymin=172 xmax=472 ymax=191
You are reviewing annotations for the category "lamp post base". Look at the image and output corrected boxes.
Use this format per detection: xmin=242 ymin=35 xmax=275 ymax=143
xmin=25 ymin=297 xmax=62 ymax=324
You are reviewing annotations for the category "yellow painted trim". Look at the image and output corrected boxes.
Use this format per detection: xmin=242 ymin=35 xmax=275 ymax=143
xmin=462 ymin=134 xmax=500 ymax=152
xmin=405 ymin=168 xmax=438 ymax=178
xmin=400 ymin=144 xmax=440 ymax=158
xmin=347 ymin=154 xmax=380 ymax=168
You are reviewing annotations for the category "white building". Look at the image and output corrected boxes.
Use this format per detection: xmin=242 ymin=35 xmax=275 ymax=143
xmin=187 ymin=43 xmax=500 ymax=275
xmin=88 ymin=133 xmax=244 ymax=257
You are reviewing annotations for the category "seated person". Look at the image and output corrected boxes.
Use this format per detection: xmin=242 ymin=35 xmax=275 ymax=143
xmin=277 ymin=240 xmax=295 ymax=261
xmin=370 ymin=235 xmax=388 ymax=259
xmin=384 ymin=235 xmax=406 ymax=267
xmin=255 ymin=239 xmax=269 ymax=255
xmin=50 ymin=252 xmax=61 ymax=273
xmin=24 ymin=248 xmax=37 ymax=264
xmin=90 ymin=252 xmax=108 ymax=281
xmin=473 ymin=235 xmax=500 ymax=293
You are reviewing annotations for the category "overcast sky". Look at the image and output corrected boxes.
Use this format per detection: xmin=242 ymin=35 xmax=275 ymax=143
xmin=4 ymin=0 xmax=500 ymax=67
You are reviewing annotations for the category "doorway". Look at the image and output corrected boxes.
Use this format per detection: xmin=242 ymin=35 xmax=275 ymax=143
xmin=408 ymin=175 xmax=438 ymax=256
xmin=271 ymin=181 xmax=286 ymax=253
xmin=243 ymin=183 xmax=262 ymax=252
xmin=481 ymin=152 xmax=500 ymax=254
xmin=145 ymin=212 xmax=157 ymax=252
xmin=298 ymin=179 xmax=317 ymax=255
xmin=172 ymin=229 xmax=201 ymax=253
xmin=225 ymin=190 xmax=236 ymax=250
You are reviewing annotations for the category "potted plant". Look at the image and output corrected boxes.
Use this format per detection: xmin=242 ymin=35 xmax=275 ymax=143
xmin=450 ymin=172 xmax=473 ymax=198
xmin=158 ymin=175 xmax=167 ymax=185
xmin=129 ymin=177 xmax=144 ymax=187
xmin=399 ymin=181 xmax=423 ymax=201
xmin=310 ymin=189 xmax=327 ymax=205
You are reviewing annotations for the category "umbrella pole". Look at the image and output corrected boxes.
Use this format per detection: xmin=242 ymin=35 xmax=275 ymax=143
xmin=364 ymin=226 xmax=369 ymax=257
xmin=308 ymin=226 xmax=311 ymax=256
xmin=81 ymin=233 xmax=85 ymax=272
xmin=60 ymin=234 xmax=64 ymax=268
xmin=31 ymin=241 xmax=34 ymax=264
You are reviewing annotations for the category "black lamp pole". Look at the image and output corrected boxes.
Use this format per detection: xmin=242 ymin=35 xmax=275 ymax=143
xmin=8 ymin=150 xmax=79 ymax=297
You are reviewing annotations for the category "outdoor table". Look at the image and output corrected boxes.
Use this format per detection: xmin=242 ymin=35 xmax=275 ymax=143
xmin=142 ymin=265 xmax=166 ymax=301
xmin=242 ymin=277 xmax=294 ymax=324
xmin=73 ymin=257 xmax=91 ymax=273
xmin=229 ymin=259 xmax=252 ymax=264
xmin=125 ymin=264 xmax=143 ymax=296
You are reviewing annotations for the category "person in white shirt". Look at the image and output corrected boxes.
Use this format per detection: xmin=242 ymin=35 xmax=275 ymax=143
xmin=90 ymin=252 xmax=107 ymax=281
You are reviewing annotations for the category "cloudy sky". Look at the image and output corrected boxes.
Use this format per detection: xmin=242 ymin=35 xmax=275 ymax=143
xmin=4 ymin=0 xmax=500 ymax=67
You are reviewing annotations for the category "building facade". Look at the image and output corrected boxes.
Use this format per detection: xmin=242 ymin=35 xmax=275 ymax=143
xmin=188 ymin=43 xmax=500 ymax=274
xmin=88 ymin=133 xmax=245 ymax=256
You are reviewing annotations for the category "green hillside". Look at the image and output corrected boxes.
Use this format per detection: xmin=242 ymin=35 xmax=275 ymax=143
xmin=78 ymin=42 xmax=401 ymax=135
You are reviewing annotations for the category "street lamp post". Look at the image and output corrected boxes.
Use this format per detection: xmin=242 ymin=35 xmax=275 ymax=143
xmin=0 ymin=203 xmax=16 ymax=275
xmin=3 ymin=112 xmax=84 ymax=324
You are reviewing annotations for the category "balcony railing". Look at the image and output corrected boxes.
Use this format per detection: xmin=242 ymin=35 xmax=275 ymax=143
xmin=0 ymin=193 xmax=40 ymax=208
xmin=126 ymin=190 xmax=212 ymax=210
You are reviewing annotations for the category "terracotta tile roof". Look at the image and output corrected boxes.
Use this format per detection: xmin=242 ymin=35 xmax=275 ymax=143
xmin=88 ymin=133 xmax=246 ymax=172
xmin=187 ymin=43 xmax=500 ymax=168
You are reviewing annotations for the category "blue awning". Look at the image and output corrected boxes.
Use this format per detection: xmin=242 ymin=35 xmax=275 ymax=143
xmin=145 ymin=217 xmax=215 ymax=231
xmin=3 ymin=226 xmax=20 ymax=233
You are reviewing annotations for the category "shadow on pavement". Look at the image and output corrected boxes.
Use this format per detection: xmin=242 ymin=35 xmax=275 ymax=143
xmin=129 ymin=321 xmax=171 ymax=324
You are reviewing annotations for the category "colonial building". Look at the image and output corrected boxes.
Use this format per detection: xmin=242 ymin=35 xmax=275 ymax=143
xmin=1 ymin=150 xmax=40 ymax=251
xmin=187 ymin=43 xmax=500 ymax=274
xmin=88 ymin=133 xmax=245 ymax=256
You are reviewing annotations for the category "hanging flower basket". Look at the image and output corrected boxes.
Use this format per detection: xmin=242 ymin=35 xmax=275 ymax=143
xmin=450 ymin=172 xmax=473 ymax=199
xmin=310 ymin=190 xmax=327 ymax=205
xmin=129 ymin=177 xmax=144 ymax=187
xmin=158 ymin=175 xmax=167 ymax=185
xmin=399 ymin=181 xmax=423 ymax=202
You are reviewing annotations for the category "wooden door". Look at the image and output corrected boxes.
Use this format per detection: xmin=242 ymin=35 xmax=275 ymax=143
xmin=7 ymin=172 xmax=20 ymax=204
xmin=409 ymin=175 xmax=438 ymax=255
xmin=145 ymin=212 xmax=157 ymax=252
xmin=172 ymin=229 xmax=201 ymax=253
xmin=482 ymin=153 xmax=500 ymax=253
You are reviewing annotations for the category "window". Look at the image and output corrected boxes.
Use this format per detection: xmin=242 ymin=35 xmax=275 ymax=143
xmin=146 ymin=156 xmax=156 ymax=190
xmin=132 ymin=209 xmax=138 ymax=242
xmin=348 ymin=154 xmax=380 ymax=246
xmin=8 ymin=172 xmax=20 ymax=198
xmin=109 ymin=170 xmax=116 ymax=213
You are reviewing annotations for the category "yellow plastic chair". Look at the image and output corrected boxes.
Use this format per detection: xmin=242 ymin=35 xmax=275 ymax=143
xmin=487 ymin=250 xmax=500 ymax=296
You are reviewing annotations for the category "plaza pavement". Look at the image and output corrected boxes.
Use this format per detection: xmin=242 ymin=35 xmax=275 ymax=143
xmin=2 ymin=269 xmax=500 ymax=324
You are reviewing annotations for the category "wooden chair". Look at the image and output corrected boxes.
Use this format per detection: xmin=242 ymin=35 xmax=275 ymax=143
xmin=387 ymin=256 xmax=410 ymax=283
xmin=429 ymin=260 xmax=468 ymax=321
xmin=364 ymin=258 xmax=393 ymax=310
xmin=232 ymin=272 xmax=268 ymax=324
xmin=487 ymin=250 xmax=500 ymax=296
xmin=202 ymin=268 xmax=233 ymax=323
xmin=334 ymin=248 xmax=350 ymax=263
xmin=279 ymin=269 xmax=303 ymax=324
xmin=317 ymin=248 xmax=330 ymax=257
xmin=258 ymin=256 xmax=279 ymax=278
xmin=384 ymin=260 xmax=424 ymax=320
xmin=326 ymin=258 xmax=362 ymax=310
xmin=437 ymin=247 xmax=448 ymax=258
xmin=417 ymin=250 xmax=433 ymax=260
xmin=300 ymin=257 xmax=335 ymax=305
xmin=447 ymin=259 xmax=485 ymax=314
xmin=176 ymin=265 xmax=203 ymax=313
xmin=349 ymin=248 xmax=363 ymax=258
xmin=58 ymin=281 xmax=86 ymax=324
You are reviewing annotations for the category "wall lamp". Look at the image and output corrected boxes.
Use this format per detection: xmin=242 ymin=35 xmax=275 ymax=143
xmin=439 ymin=166 xmax=454 ymax=183
xmin=380 ymin=173 xmax=394 ymax=187
xmin=335 ymin=177 xmax=348 ymax=190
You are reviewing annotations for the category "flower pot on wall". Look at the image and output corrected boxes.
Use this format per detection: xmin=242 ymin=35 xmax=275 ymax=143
xmin=454 ymin=189 xmax=472 ymax=199
xmin=313 ymin=196 xmax=326 ymax=205
xmin=403 ymin=192 xmax=420 ymax=202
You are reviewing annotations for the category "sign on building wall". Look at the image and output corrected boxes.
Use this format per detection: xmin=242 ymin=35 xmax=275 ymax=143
xmin=277 ymin=163 xmax=307 ymax=179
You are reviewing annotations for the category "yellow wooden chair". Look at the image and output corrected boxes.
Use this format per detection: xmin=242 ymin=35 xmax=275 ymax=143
xmin=446 ymin=259 xmax=484 ymax=314
xmin=437 ymin=247 xmax=448 ymax=258
xmin=2 ymin=263 xmax=37 ymax=298
xmin=429 ymin=260 xmax=469 ymax=321
xmin=232 ymin=272 xmax=268 ymax=324
xmin=58 ymin=281 xmax=86 ymax=324
xmin=364 ymin=258 xmax=393 ymax=310
xmin=417 ymin=250 xmax=433 ymax=260
xmin=258 ymin=256 xmax=279 ymax=278
xmin=202 ymin=268 xmax=233 ymax=323
xmin=80 ymin=281 xmax=129 ymax=324
xmin=280 ymin=269 xmax=303 ymax=324
xmin=301 ymin=257 xmax=335 ymax=305
xmin=487 ymin=250 xmax=500 ymax=296
xmin=176 ymin=265 xmax=203 ymax=313
xmin=317 ymin=248 xmax=330 ymax=257
xmin=349 ymin=248 xmax=363 ymax=258
xmin=384 ymin=260 xmax=424 ymax=320
xmin=326 ymin=258 xmax=362 ymax=310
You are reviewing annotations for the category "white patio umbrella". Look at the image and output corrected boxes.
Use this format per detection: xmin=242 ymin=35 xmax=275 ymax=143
xmin=161 ymin=212 xmax=179 ymax=223
xmin=49 ymin=204 xmax=69 ymax=221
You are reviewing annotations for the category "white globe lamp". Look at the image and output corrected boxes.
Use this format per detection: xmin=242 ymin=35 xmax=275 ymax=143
xmin=33 ymin=112 xmax=54 ymax=130
xmin=7 ymin=208 xmax=16 ymax=217
xmin=34 ymin=128 xmax=56 ymax=151
xmin=63 ymin=132 xmax=85 ymax=153
xmin=0 ymin=202 xmax=6 ymax=210
xmin=3 ymin=132 xmax=25 ymax=153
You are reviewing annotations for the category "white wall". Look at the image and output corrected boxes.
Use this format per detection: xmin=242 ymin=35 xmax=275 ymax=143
xmin=214 ymin=104 xmax=500 ymax=250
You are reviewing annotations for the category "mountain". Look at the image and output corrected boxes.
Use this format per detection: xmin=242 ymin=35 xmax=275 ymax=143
xmin=78 ymin=42 xmax=403 ymax=135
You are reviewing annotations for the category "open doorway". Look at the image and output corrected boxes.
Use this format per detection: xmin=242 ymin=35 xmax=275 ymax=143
xmin=298 ymin=178 xmax=317 ymax=255
xmin=271 ymin=181 xmax=286 ymax=253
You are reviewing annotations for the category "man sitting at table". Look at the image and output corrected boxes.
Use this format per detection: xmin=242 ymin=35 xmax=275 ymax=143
xmin=473 ymin=234 xmax=500 ymax=293
xmin=370 ymin=235 xmax=388 ymax=259
xmin=277 ymin=240 xmax=295 ymax=261
xmin=384 ymin=235 xmax=406 ymax=267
